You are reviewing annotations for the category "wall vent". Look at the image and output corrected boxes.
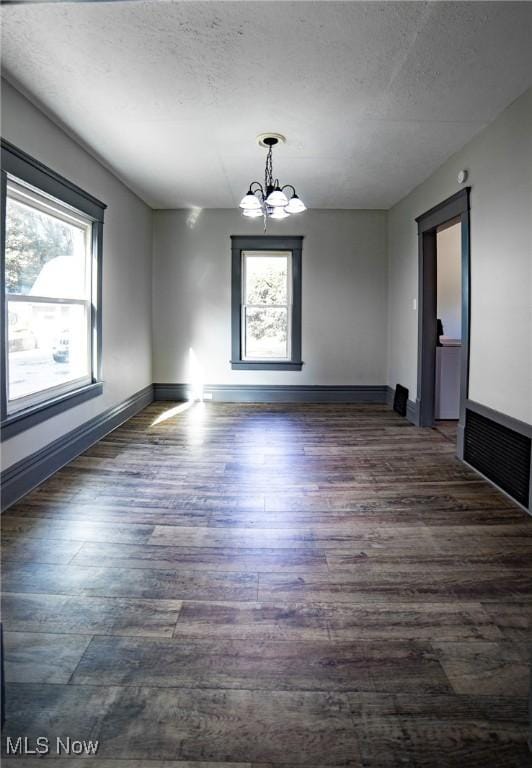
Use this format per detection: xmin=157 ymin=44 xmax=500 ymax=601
xmin=464 ymin=408 xmax=531 ymax=507
xmin=393 ymin=384 xmax=409 ymax=417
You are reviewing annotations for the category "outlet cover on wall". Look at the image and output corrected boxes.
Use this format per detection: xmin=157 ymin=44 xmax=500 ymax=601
xmin=412 ymin=298 xmax=417 ymax=311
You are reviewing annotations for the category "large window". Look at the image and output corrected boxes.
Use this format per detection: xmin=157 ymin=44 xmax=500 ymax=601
xmin=231 ymin=236 xmax=302 ymax=370
xmin=6 ymin=181 xmax=93 ymax=408
xmin=1 ymin=140 xmax=105 ymax=439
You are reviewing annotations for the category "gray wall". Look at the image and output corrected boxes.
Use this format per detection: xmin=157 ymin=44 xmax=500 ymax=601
xmin=1 ymin=80 xmax=153 ymax=469
xmin=152 ymin=209 xmax=388 ymax=387
xmin=3 ymin=77 xmax=529 ymax=480
xmin=387 ymin=87 xmax=532 ymax=424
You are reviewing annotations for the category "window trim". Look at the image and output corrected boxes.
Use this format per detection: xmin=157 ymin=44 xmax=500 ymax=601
xmin=1 ymin=139 xmax=106 ymax=440
xmin=231 ymin=235 xmax=303 ymax=371
xmin=5 ymin=180 xmax=95 ymax=412
xmin=241 ymin=250 xmax=292 ymax=362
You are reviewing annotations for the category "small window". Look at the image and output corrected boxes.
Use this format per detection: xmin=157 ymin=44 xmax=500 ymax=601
xmin=242 ymin=251 xmax=291 ymax=361
xmin=1 ymin=140 xmax=106 ymax=439
xmin=231 ymin=236 xmax=302 ymax=370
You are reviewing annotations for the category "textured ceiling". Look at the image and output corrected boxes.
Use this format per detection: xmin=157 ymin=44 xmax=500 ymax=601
xmin=1 ymin=1 xmax=532 ymax=209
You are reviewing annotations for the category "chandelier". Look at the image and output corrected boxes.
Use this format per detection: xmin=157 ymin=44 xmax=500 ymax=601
xmin=239 ymin=134 xmax=306 ymax=229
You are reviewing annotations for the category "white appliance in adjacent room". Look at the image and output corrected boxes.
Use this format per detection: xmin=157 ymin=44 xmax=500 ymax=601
xmin=435 ymin=339 xmax=461 ymax=419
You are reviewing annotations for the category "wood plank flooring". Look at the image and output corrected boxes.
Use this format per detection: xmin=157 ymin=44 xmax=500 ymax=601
xmin=1 ymin=401 xmax=531 ymax=767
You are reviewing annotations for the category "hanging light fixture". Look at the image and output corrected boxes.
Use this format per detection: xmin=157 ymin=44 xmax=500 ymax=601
xmin=269 ymin=207 xmax=290 ymax=220
xmin=239 ymin=134 xmax=307 ymax=230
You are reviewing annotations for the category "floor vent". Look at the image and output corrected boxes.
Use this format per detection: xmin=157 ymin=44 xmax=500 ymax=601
xmin=464 ymin=408 xmax=531 ymax=507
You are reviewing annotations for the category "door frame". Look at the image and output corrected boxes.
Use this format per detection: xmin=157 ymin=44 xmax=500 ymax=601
xmin=415 ymin=187 xmax=471 ymax=457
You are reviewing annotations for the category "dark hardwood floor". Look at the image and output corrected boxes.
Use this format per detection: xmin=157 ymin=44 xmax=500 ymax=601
xmin=1 ymin=401 xmax=531 ymax=767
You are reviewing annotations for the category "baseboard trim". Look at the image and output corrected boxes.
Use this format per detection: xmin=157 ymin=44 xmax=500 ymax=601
xmin=1 ymin=384 xmax=154 ymax=512
xmin=456 ymin=422 xmax=465 ymax=460
xmin=154 ymin=383 xmax=388 ymax=404
xmin=461 ymin=458 xmax=531 ymax=518
xmin=407 ymin=399 xmax=419 ymax=426
xmin=3 ymin=383 xmax=528 ymax=515
xmin=153 ymin=383 xmax=188 ymax=402
xmin=465 ymin=399 xmax=532 ymax=439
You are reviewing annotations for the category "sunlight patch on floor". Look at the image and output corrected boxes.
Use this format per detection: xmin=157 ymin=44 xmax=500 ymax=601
xmin=151 ymin=400 xmax=194 ymax=426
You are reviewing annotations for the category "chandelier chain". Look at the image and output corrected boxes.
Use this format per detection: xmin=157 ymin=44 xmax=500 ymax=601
xmin=265 ymin=145 xmax=273 ymax=190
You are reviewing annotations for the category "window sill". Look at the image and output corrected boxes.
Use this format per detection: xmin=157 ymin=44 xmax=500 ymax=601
xmin=1 ymin=381 xmax=103 ymax=441
xmin=231 ymin=360 xmax=303 ymax=371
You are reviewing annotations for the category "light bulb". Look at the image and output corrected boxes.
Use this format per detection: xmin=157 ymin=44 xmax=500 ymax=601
xmin=269 ymin=207 xmax=290 ymax=220
xmin=243 ymin=208 xmax=263 ymax=218
xmin=239 ymin=191 xmax=261 ymax=210
xmin=285 ymin=194 xmax=306 ymax=213
xmin=265 ymin=187 xmax=289 ymax=208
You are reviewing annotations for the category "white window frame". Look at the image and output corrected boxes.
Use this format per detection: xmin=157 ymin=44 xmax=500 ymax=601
xmin=5 ymin=180 xmax=95 ymax=414
xmin=241 ymin=250 xmax=292 ymax=362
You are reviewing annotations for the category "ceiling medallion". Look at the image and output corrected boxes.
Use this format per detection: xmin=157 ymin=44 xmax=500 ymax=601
xmin=239 ymin=134 xmax=306 ymax=231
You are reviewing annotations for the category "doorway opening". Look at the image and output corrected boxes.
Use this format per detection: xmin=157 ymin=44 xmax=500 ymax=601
xmin=416 ymin=188 xmax=470 ymax=458
xmin=435 ymin=218 xmax=462 ymax=441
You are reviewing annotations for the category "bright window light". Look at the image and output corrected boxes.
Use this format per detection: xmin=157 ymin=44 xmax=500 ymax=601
xmin=241 ymin=251 xmax=291 ymax=361
xmin=5 ymin=180 xmax=94 ymax=413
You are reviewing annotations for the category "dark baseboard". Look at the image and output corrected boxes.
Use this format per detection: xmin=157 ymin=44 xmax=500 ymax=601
xmin=407 ymin=399 xmax=419 ymax=426
xmin=462 ymin=457 xmax=531 ymax=517
xmin=3 ymin=382 xmax=529 ymax=516
xmin=457 ymin=422 xmax=465 ymax=460
xmin=153 ymin=383 xmax=188 ymax=402
xmin=465 ymin=399 xmax=532 ymax=439
xmin=154 ymin=383 xmax=388 ymax=404
xmin=1 ymin=384 xmax=154 ymax=512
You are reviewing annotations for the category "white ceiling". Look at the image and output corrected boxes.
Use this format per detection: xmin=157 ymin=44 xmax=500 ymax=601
xmin=1 ymin=1 xmax=531 ymax=210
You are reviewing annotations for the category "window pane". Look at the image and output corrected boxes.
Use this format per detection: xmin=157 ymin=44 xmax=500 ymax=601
xmin=245 ymin=254 xmax=288 ymax=305
xmin=7 ymin=300 xmax=90 ymax=402
xmin=5 ymin=194 xmax=89 ymax=299
xmin=245 ymin=307 xmax=288 ymax=359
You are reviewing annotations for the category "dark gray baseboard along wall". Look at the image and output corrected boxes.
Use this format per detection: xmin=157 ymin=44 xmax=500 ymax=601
xmin=154 ymin=383 xmax=389 ymax=404
xmin=1 ymin=385 xmax=154 ymax=512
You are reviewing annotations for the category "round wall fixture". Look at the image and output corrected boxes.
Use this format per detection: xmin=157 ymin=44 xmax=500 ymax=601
xmin=257 ymin=133 xmax=286 ymax=148
xmin=457 ymin=169 xmax=468 ymax=184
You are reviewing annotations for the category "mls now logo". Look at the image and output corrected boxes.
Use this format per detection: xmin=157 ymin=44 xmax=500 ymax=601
xmin=5 ymin=736 xmax=99 ymax=756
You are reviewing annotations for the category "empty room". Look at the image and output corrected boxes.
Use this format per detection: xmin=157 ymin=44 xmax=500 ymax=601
xmin=1 ymin=1 xmax=532 ymax=766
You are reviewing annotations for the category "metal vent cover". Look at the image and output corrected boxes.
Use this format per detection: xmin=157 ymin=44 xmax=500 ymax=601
xmin=393 ymin=384 xmax=409 ymax=417
xmin=464 ymin=408 xmax=531 ymax=507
